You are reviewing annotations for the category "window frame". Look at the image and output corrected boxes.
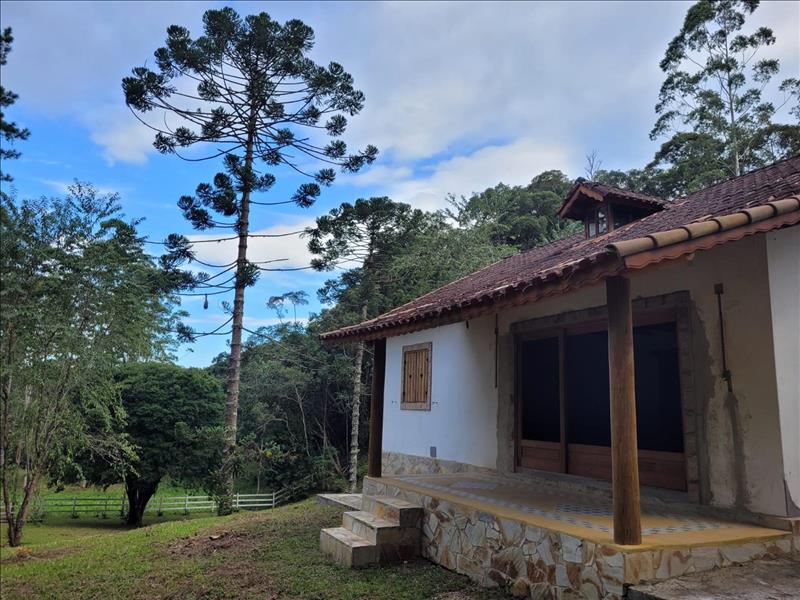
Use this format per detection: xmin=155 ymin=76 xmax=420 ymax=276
xmin=585 ymin=205 xmax=612 ymax=238
xmin=400 ymin=342 xmax=432 ymax=411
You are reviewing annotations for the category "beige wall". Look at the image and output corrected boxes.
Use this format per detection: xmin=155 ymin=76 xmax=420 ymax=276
xmin=496 ymin=233 xmax=787 ymax=516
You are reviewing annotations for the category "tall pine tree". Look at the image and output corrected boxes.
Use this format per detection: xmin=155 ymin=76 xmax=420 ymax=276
xmin=0 ymin=28 xmax=30 ymax=184
xmin=123 ymin=8 xmax=376 ymax=512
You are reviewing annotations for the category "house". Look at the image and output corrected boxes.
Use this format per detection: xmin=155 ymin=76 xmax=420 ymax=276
xmin=319 ymin=156 xmax=800 ymax=599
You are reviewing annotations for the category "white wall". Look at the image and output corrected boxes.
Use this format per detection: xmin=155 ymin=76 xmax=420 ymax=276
xmin=767 ymin=225 xmax=800 ymax=512
xmin=383 ymin=315 xmax=498 ymax=470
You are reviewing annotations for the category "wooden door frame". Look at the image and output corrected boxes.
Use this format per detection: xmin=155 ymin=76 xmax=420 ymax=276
xmin=511 ymin=291 xmax=699 ymax=498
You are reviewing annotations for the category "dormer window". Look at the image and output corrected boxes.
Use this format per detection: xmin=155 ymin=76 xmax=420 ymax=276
xmin=586 ymin=206 xmax=608 ymax=238
xmin=558 ymin=181 xmax=666 ymax=240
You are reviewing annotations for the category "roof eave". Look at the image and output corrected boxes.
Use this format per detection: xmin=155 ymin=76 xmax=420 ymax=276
xmin=321 ymin=194 xmax=800 ymax=345
xmin=610 ymin=196 xmax=800 ymax=271
xmin=320 ymin=252 xmax=626 ymax=345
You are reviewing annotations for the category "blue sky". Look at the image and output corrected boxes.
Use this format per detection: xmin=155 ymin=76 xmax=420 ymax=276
xmin=2 ymin=1 xmax=798 ymax=367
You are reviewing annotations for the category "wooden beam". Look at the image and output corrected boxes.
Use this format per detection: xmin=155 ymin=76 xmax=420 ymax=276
xmin=606 ymin=276 xmax=642 ymax=545
xmin=367 ymin=338 xmax=387 ymax=478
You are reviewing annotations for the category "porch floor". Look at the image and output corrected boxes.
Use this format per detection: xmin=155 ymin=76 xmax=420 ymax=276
xmin=378 ymin=472 xmax=789 ymax=550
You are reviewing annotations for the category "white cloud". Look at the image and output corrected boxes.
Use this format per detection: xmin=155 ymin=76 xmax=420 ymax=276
xmin=89 ymin=109 xmax=156 ymax=165
xmin=353 ymin=137 xmax=579 ymax=211
xmin=3 ymin=0 xmax=798 ymax=181
xmin=345 ymin=164 xmax=413 ymax=188
xmin=319 ymin=1 xmax=693 ymax=163
xmin=188 ymin=218 xmax=316 ymax=269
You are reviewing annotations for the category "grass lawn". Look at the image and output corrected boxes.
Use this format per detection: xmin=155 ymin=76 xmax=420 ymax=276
xmin=1 ymin=481 xmax=219 ymax=552
xmin=0 ymin=498 xmax=508 ymax=600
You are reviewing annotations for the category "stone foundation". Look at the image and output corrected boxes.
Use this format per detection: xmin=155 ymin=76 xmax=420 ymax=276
xmin=381 ymin=451 xmax=494 ymax=476
xmin=364 ymin=476 xmax=795 ymax=600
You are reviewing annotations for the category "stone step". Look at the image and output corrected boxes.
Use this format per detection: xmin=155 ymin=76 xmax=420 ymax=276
xmin=361 ymin=495 xmax=423 ymax=528
xmin=319 ymin=527 xmax=378 ymax=568
xmin=343 ymin=510 xmax=400 ymax=545
xmin=316 ymin=493 xmax=363 ymax=512
xmin=342 ymin=511 xmax=421 ymax=564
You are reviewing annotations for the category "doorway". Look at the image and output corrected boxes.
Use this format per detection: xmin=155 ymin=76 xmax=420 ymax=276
xmin=516 ymin=313 xmax=687 ymax=491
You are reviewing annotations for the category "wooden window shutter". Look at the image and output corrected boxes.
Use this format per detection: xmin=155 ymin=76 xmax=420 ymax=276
xmin=401 ymin=342 xmax=432 ymax=410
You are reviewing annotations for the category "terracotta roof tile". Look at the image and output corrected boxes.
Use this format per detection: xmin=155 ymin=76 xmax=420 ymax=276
xmin=323 ymin=156 xmax=800 ymax=342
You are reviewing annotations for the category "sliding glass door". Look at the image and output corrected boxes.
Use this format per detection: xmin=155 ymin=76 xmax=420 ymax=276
xmin=518 ymin=335 xmax=562 ymax=472
xmin=517 ymin=318 xmax=687 ymax=491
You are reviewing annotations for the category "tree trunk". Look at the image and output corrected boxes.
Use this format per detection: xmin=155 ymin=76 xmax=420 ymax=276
xmin=125 ymin=477 xmax=160 ymax=528
xmin=219 ymin=122 xmax=256 ymax=515
xmin=348 ymin=304 xmax=368 ymax=492
xmin=723 ymin=38 xmax=741 ymax=177
xmin=4 ymin=472 xmax=36 ymax=547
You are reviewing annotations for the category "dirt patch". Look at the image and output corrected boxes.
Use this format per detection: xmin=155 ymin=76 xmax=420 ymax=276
xmin=1 ymin=546 xmax=77 ymax=565
xmin=132 ymin=521 xmax=279 ymax=600
xmin=166 ymin=526 xmax=262 ymax=559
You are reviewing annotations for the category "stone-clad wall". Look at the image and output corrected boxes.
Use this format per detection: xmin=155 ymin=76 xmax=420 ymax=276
xmin=364 ymin=477 xmax=795 ymax=600
xmin=382 ymin=451 xmax=494 ymax=476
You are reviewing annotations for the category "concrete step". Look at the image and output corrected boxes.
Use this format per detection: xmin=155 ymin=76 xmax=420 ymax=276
xmin=343 ymin=510 xmax=400 ymax=544
xmin=316 ymin=493 xmax=363 ymax=512
xmin=342 ymin=511 xmax=421 ymax=564
xmin=361 ymin=495 xmax=423 ymax=528
xmin=319 ymin=527 xmax=377 ymax=568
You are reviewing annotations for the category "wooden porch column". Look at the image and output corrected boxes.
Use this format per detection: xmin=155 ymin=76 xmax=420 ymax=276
xmin=367 ymin=338 xmax=387 ymax=478
xmin=606 ymin=276 xmax=642 ymax=545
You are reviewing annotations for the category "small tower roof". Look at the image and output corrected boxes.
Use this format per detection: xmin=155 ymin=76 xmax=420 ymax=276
xmin=558 ymin=181 xmax=666 ymax=220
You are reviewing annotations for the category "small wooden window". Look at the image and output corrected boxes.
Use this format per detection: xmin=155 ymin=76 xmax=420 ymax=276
xmin=586 ymin=206 xmax=608 ymax=238
xmin=401 ymin=342 xmax=432 ymax=410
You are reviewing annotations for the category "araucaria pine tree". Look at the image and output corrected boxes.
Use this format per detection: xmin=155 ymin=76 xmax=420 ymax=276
xmin=0 ymin=28 xmax=30 ymax=183
xmin=123 ymin=7 xmax=377 ymax=512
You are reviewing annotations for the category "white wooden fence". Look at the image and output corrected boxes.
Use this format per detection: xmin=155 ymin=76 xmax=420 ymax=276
xmin=24 ymin=490 xmax=289 ymax=519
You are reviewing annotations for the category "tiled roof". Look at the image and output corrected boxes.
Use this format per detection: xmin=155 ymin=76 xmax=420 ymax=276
xmin=559 ymin=181 xmax=666 ymax=218
xmin=323 ymin=156 xmax=800 ymax=342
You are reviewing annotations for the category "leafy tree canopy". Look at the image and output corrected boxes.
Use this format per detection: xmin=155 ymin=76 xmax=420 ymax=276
xmin=650 ymin=0 xmax=799 ymax=195
xmin=447 ymin=170 xmax=580 ymax=250
xmin=0 ymin=184 xmax=183 ymax=545
xmin=85 ymin=364 xmax=225 ymax=526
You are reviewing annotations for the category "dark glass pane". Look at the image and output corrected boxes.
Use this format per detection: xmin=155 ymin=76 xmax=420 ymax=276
xmin=563 ymin=322 xmax=684 ymax=453
xmin=565 ymin=330 xmax=611 ymax=446
xmin=612 ymin=205 xmax=636 ymax=229
xmin=634 ymin=322 xmax=684 ymax=452
xmin=520 ymin=337 xmax=560 ymax=442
